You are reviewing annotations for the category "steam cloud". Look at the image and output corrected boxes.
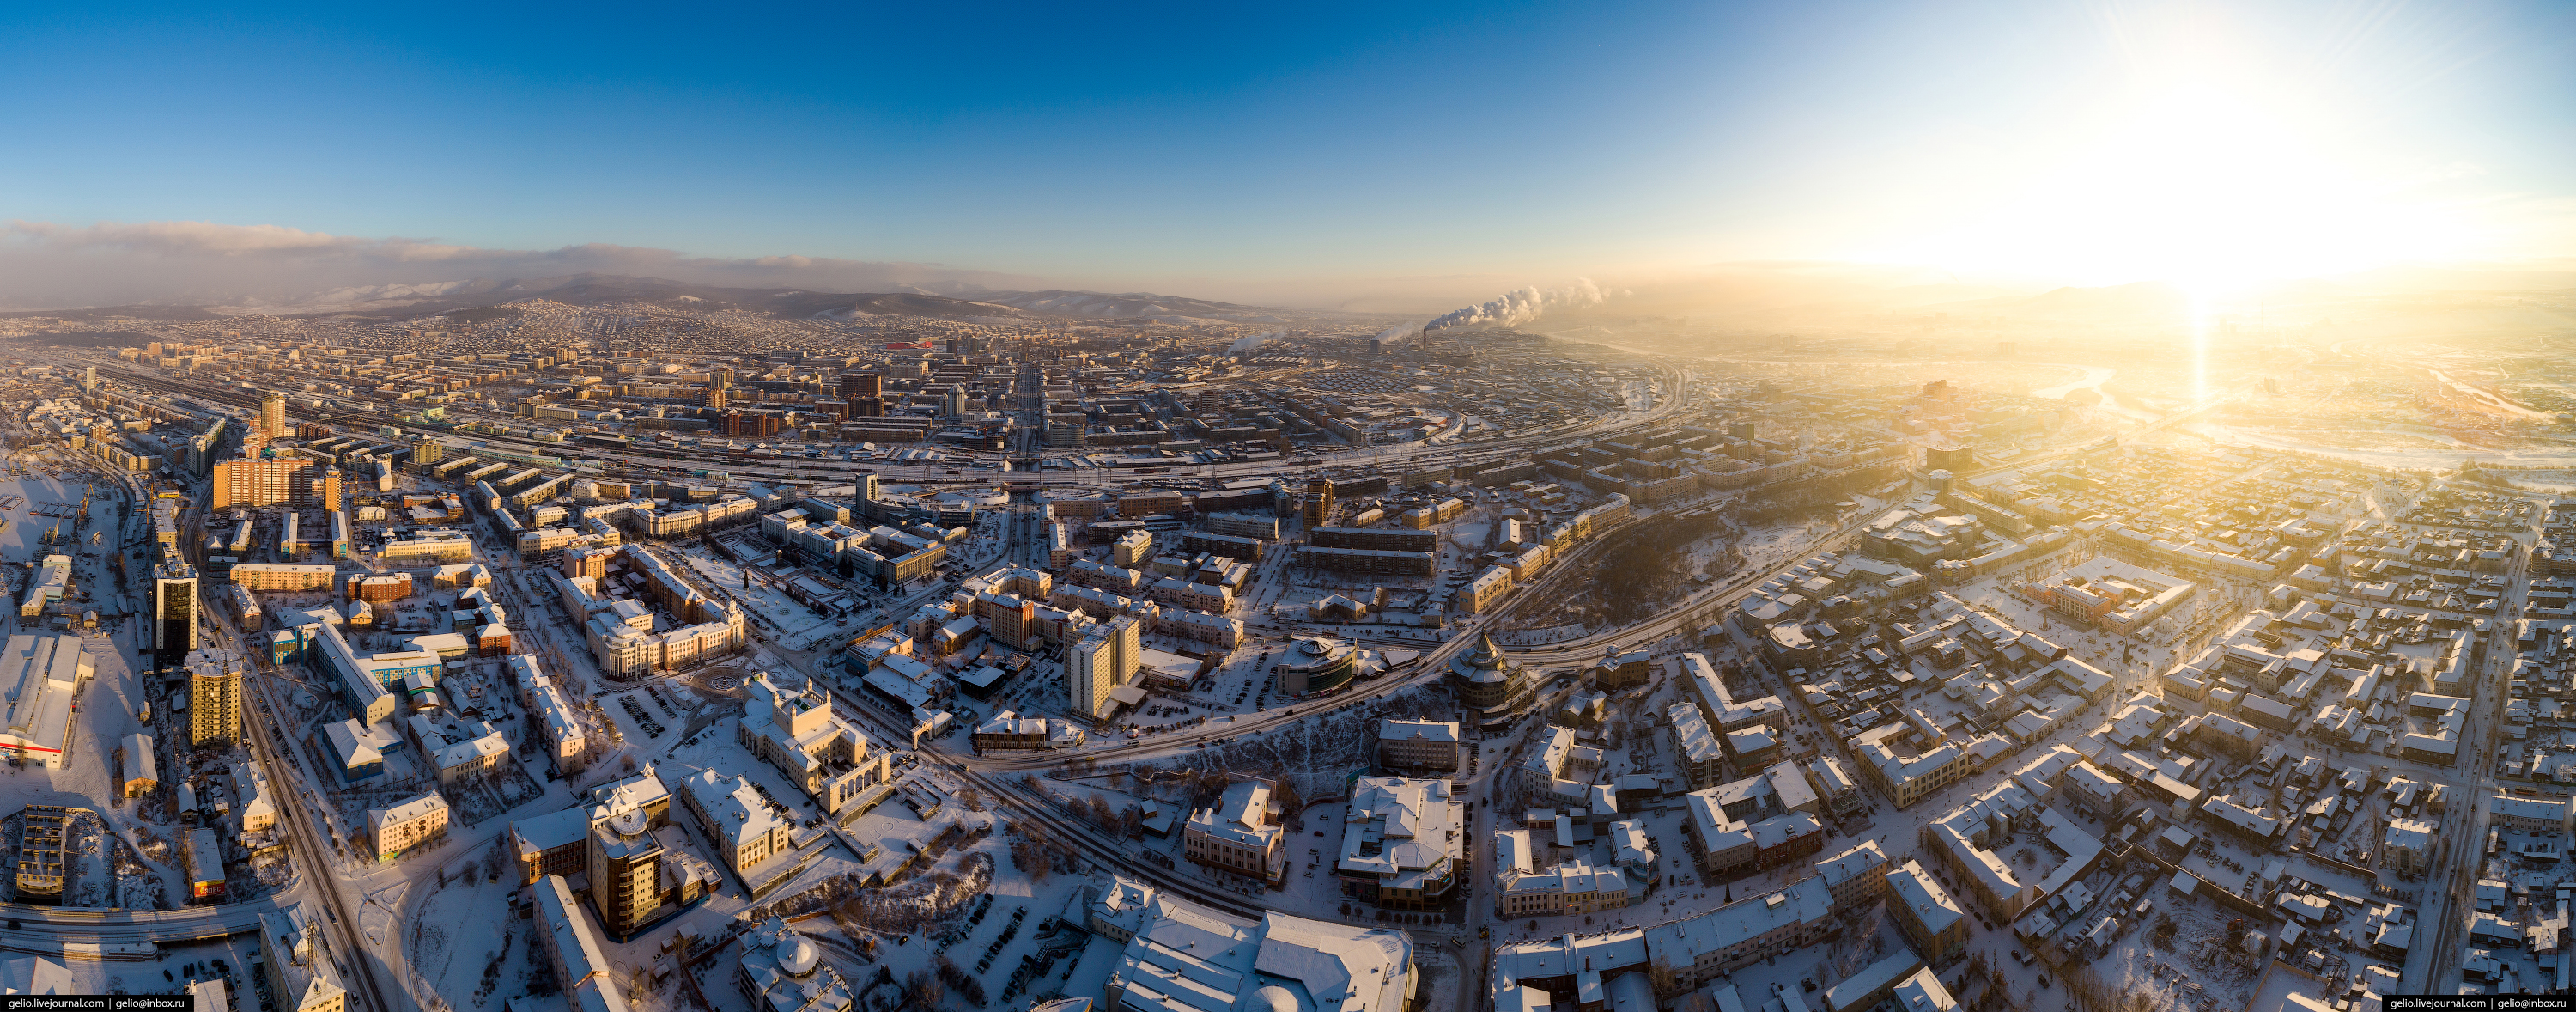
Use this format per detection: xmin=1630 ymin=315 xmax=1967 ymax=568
xmin=1228 ymin=330 xmax=1283 ymax=353
xmin=1371 ymin=320 xmax=1423 ymax=346
xmin=1423 ymin=277 xmax=1607 ymax=331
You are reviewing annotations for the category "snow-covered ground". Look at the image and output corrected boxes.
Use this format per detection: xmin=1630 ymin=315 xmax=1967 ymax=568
xmin=678 ymin=550 xmax=835 ymax=647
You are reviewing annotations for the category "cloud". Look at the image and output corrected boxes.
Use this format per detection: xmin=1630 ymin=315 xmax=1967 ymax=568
xmin=0 ymin=219 xmax=1049 ymax=309
xmin=8 ymin=220 xmax=479 ymax=260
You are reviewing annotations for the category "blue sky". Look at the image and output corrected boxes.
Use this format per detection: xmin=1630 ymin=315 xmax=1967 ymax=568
xmin=3 ymin=2 xmax=2571 ymax=303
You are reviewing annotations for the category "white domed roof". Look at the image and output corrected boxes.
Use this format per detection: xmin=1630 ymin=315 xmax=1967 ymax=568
xmin=780 ymin=935 xmax=820 ymax=976
xmin=1255 ymin=985 xmax=1300 ymax=1012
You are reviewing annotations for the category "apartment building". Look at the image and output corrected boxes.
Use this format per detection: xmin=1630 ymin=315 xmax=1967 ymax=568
xmin=366 ymin=792 xmax=449 ymax=862
xmin=1377 ymin=719 xmax=1462 ymax=773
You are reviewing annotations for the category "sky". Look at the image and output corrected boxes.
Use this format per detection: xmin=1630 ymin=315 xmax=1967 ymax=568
xmin=3 ymin=1 xmax=2573 ymax=308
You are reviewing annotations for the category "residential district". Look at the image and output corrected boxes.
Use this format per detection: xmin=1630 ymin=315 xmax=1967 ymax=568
xmin=0 ymin=291 xmax=2562 ymax=1012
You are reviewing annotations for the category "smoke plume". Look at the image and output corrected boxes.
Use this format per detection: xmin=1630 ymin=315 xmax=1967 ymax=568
xmin=1228 ymin=330 xmax=1282 ymax=353
xmin=1423 ymin=277 xmax=1607 ymax=331
xmin=1371 ymin=320 xmax=1423 ymax=346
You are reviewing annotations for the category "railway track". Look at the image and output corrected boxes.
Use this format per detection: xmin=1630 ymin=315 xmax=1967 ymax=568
xmin=100 ymin=362 xmax=1692 ymax=491
xmin=935 ymin=758 xmax=1269 ymax=922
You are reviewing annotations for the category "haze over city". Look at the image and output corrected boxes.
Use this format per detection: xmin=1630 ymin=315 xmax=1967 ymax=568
xmin=3 ymin=5 xmax=2576 ymax=1012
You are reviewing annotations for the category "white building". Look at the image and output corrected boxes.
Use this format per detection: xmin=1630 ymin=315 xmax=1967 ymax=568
xmin=0 ymin=635 xmax=93 ymax=768
xmin=1097 ymin=877 xmax=1414 ymax=1012
xmin=1338 ymin=777 xmax=1464 ymax=908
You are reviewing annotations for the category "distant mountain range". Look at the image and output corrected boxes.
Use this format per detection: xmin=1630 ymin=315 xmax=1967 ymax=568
xmin=0 ymin=303 xmax=225 ymax=321
xmin=167 ymin=273 xmax=1298 ymax=325
xmin=971 ymin=290 xmax=1291 ymax=324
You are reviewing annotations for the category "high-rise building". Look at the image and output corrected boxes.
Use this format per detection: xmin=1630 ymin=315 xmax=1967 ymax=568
xmin=187 ymin=649 xmax=243 ymax=748
xmin=151 ymin=563 xmax=199 ymax=664
xmin=1107 ymin=613 xmax=1141 ymax=683
xmin=1066 ymin=615 xmax=1142 ymax=718
xmin=591 ymin=806 xmax=664 ymax=936
xmin=1303 ymin=478 xmax=1335 ymax=528
xmin=260 ymin=393 xmax=286 ymax=438
xmin=411 ymin=436 xmax=446 ymax=466
xmin=210 ymin=456 xmax=313 ymax=509
xmin=320 ymin=468 xmax=343 ymax=513
xmin=1066 ymin=628 xmax=1120 ymax=719
xmin=705 ymin=387 xmax=728 ymax=410
xmin=944 ymin=386 xmax=969 ymax=418
xmin=80 ymin=367 xmax=95 ymax=391
xmin=839 ymin=372 xmax=881 ymax=404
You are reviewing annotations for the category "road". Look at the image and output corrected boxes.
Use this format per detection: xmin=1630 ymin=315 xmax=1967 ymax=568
xmin=2413 ymin=496 xmax=2545 ymax=993
xmin=0 ymin=894 xmax=302 ymax=961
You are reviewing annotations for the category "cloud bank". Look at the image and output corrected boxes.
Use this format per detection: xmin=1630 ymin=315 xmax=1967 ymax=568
xmin=0 ymin=219 xmax=1050 ymax=309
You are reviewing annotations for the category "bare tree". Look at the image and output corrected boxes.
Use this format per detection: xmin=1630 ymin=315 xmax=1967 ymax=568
xmin=1645 ymin=957 xmax=1680 ymax=998
xmin=903 ymin=969 xmax=945 ymax=1010
xmin=2060 ymin=964 xmax=2117 ymax=1012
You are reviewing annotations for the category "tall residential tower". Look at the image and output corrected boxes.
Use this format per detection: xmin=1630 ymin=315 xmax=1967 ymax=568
xmin=151 ymin=562 xmax=199 ymax=664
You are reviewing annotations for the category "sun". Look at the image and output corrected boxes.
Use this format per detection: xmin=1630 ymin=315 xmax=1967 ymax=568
xmin=1862 ymin=52 xmax=2476 ymax=294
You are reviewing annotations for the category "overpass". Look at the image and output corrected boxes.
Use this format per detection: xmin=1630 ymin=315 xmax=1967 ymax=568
xmin=0 ymin=894 xmax=297 ymax=958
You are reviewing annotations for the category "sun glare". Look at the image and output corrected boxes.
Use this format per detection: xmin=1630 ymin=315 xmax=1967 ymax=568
xmin=1864 ymin=45 xmax=2476 ymax=294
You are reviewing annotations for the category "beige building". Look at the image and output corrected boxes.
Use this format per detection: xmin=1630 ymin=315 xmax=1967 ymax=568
xmin=1112 ymin=529 xmax=1155 ymax=569
xmin=189 ymin=653 xmax=243 ymax=748
xmin=677 ymin=768 xmax=796 ymax=875
xmin=1184 ymin=775 xmax=1285 ymax=884
xmin=1853 ymin=723 xmax=1977 ymax=808
xmin=1066 ymin=615 xmax=1140 ymax=718
xmin=738 ymin=672 xmax=891 ymax=814
xmin=1493 ymin=830 xmax=1628 ymax=917
xmin=1378 ymin=719 xmax=1462 ymax=773
xmin=210 ymin=455 xmax=315 ymax=509
xmin=230 ymin=564 xmax=338 ymax=592
xmin=1465 ymin=566 xmax=1515 ymax=613
xmin=365 ymin=792 xmax=449 ymax=862
xmin=120 ymin=733 xmax=158 ymax=798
